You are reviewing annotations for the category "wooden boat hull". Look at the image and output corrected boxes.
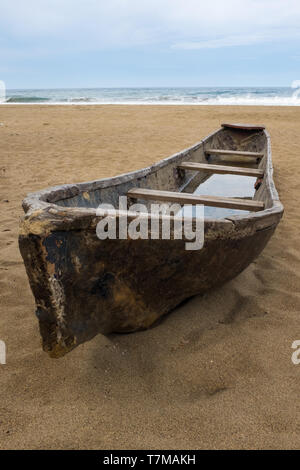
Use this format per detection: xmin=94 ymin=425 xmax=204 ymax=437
xmin=19 ymin=125 xmax=283 ymax=357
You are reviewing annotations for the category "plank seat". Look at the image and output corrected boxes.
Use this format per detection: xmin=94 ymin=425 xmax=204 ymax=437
xmin=178 ymin=162 xmax=264 ymax=178
xmin=205 ymin=148 xmax=264 ymax=159
xmin=127 ymin=188 xmax=264 ymax=212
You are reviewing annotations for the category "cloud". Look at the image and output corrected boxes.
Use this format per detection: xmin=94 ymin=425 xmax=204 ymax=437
xmin=0 ymin=0 xmax=300 ymax=51
xmin=172 ymin=35 xmax=270 ymax=50
xmin=173 ymin=30 xmax=300 ymax=50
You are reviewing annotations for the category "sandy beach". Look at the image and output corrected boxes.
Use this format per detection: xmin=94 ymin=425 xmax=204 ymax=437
xmin=0 ymin=104 xmax=299 ymax=449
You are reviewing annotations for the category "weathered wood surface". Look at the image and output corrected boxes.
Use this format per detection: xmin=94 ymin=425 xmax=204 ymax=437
xmin=19 ymin=222 xmax=277 ymax=357
xmin=128 ymin=188 xmax=265 ymax=211
xmin=178 ymin=162 xmax=264 ymax=177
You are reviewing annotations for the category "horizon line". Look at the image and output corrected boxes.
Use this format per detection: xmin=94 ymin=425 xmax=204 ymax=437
xmin=6 ymin=85 xmax=293 ymax=91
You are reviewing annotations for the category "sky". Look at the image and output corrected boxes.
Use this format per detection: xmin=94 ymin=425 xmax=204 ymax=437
xmin=1 ymin=0 xmax=300 ymax=89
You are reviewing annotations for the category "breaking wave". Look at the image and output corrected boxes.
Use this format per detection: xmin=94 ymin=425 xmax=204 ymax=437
xmin=5 ymin=96 xmax=50 ymax=103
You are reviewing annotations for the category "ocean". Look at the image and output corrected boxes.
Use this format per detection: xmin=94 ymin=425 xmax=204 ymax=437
xmin=2 ymin=86 xmax=300 ymax=105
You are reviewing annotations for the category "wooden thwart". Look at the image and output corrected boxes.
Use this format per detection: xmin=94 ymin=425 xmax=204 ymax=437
xmin=178 ymin=162 xmax=264 ymax=177
xmin=127 ymin=188 xmax=265 ymax=212
xmin=205 ymin=148 xmax=264 ymax=158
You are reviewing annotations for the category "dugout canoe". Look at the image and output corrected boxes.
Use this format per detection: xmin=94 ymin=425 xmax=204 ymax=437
xmin=19 ymin=123 xmax=283 ymax=357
